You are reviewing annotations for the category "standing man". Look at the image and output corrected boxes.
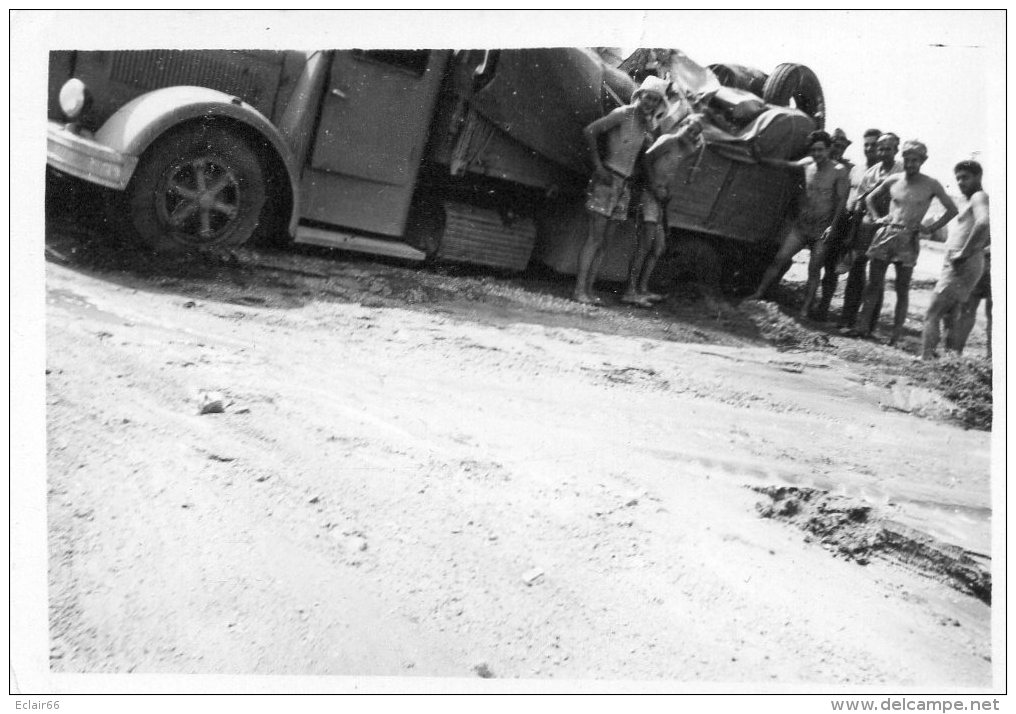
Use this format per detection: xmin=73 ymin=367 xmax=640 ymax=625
xmin=623 ymin=115 xmax=703 ymax=307
xmin=829 ymin=128 xmax=854 ymax=169
xmin=811 ymin=128 xmax=855 ymax=320
xmin=921 ymin=161 xmax=990 ymax=360
xmin=747 ymin=130 xmax=850 ymax=318
xmin=838 ymin=133 xmax=903 ymax=333
xmin=947 ymin=248 xmax=992 ymax=358
xmin=853 ymin=140 xmax=958 ymax=345
xmin=573 ymin=76 xmax=668 ymax=305
xmin=860 ymin=127 xmax=882 ymax=169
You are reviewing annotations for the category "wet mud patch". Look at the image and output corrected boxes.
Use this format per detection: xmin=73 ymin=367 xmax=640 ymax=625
xmin=753 ymin=485 xmax=990 ymax=604
xmin=583 ymin=363 xmax=671 ymax=391
xmin=739 ymin=301 xmax=831 ymax=351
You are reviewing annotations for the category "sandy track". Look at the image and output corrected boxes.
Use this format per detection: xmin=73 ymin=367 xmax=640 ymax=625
xmin=38 ymin=236 xmax=993 ymax=688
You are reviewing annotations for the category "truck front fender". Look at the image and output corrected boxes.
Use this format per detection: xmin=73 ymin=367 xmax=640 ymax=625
xmin=96 ymin=85 xmax=300 ymax=233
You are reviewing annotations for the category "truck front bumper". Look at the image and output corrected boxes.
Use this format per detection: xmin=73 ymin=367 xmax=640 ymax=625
xmin=47 ymin=121 xmax=138 ymax=191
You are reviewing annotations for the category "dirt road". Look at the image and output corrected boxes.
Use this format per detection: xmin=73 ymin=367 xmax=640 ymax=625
xmin=35 ymin=216 xmax=995 ymax=689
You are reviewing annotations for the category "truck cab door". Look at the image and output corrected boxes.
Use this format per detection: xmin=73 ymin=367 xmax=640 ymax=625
xmin=299 ymin=50 xmax=448 ymax=236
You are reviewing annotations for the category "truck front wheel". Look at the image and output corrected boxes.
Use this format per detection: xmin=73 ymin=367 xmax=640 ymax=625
xmin=127 ymin=124 xmax=267 ymax=252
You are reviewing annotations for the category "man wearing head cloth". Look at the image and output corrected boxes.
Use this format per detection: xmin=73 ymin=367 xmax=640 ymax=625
xmin=853 ymin=140 xmax=958 ymax=345
xmin=574 ymin=75 xmax=669 ymax=306
xmin=829 ymin=128 xmax=853 ymax=169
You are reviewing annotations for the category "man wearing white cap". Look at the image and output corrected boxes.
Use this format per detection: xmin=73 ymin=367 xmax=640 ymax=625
xmin=853 ymin=140 xmax=958 ymax=345
xmin=574 ymin=75 xmax=669 ymax=305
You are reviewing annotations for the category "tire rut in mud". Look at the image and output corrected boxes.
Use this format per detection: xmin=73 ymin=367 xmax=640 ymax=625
xmin=752 ymin=485 xmax=991 ymax=604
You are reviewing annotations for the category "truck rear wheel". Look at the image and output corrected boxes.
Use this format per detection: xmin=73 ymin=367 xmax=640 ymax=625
xmin=762 ymin=63 xmax=825 ymax=130
xmin=127 ymin=124 xmax=267 ymax=252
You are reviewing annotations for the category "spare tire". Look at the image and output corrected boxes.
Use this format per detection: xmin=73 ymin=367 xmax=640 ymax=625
xmin=708 ymin=63 xmax=768 ymax=98
xmin=762 ymin=63 xmax=825 ymax=130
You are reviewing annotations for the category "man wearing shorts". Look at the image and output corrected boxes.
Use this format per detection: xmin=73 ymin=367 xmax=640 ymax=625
xmin=748 ymin=130 xmax=850 ymax=319
xmin=921 ymin=160 xmax=990 ymax=360
xmin=574 ymin=76 xmax=668 ymax=305
xmin=838 ymin=133 xmax=903 ymax=332
xmin=948 ymin=248 xmax=992 ymax=358
xmin=621 ymin=115 xmax=703 ymax=307
xmin=853 ymin=140 xmax=958 ymax=345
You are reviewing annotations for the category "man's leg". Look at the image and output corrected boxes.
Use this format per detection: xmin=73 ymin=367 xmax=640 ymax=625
xmin=575 ymin=212 xmax=609 ymax=303
xmin=637 ymin=220 xmax=666 ymax=297
xmin=816 ymin=260 xmax=839 ymax=321
xmin=888 ymin=264 xmax=914 ymax=346
xmin=588 ymin=219 xmax=620 ymax=296
xmin=921 ymin=290 xmax=955 ymax=359
xmin=838 ymin=254 xmax=868 ymax=329
xmin=949 ymin=295 xmax=981 ymax=355
xmin=748 ymin=228 xmax=805 ymax=301
xmin=623 ymin=218 xmax=653 ymax=305
xmin=800 ymin=237 xmax=830 ymax=318
xmin=852 ymin=258 xmax=889 ymax=337
xmin=985 ymin=294 xmax=992 ymax=359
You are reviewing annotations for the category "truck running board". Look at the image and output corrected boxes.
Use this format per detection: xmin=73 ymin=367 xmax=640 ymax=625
xmin=294 ymin=225 xmax=427 ymax=261
xmin=436 ymin=202 xmax=536 ymax=271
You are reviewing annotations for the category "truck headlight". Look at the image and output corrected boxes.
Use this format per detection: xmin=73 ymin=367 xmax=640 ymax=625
xmin=58 ymin=78 xmax=90 ymax=121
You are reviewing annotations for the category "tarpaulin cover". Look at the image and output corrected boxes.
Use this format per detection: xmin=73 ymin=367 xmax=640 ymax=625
xmin=467 ymin=48 xmax=635 ymax=176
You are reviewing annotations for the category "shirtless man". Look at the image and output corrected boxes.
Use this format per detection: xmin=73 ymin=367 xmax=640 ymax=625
xmin=748 ymin=130 xmax=850 ymax=318
xmin=574 ymin=76 xmax=667 ymax=305
xmin=838 ymin=133 xmax=902 ymax=332
xmin=811 ymin=128 xmax=855 ymax=320
xmin=623 ymin=115 xmax=703 ymax=307
xmin=853 ymin=140 xmax=958 ymax=345
xmin=921 ymin=160 xmax=989 ymax=360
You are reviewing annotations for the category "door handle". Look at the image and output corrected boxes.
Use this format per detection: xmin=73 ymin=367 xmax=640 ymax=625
xmin=330 ymin=88 xmax=348 ymax=100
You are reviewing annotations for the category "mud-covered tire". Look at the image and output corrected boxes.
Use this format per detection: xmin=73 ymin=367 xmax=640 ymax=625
xmin=127 ymin=124 xmax=267 ymax=252
xmin=762 ymin=63 xmax=825 ymax=130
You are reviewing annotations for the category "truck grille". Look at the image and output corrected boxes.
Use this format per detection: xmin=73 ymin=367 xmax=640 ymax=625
xmin=108 ymin=50 xmax=276 ymax=115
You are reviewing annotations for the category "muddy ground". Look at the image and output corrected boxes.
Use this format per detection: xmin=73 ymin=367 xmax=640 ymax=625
xmin=33 ymin=187 xmax=997 ymax=690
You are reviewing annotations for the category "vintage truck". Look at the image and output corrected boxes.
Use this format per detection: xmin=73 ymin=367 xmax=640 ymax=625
xmin=46 ymin=48 xmax=822 ymax=289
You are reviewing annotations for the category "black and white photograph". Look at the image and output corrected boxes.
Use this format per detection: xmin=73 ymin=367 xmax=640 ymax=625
xmin=11 ymin=8 xmax=1005 ymax=705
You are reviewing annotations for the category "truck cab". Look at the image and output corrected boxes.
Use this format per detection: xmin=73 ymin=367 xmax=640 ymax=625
xmin=47 ymin=48 xmax=633 ymax=271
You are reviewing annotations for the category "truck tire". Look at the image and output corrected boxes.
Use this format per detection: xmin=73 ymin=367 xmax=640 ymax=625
xmin=127 ymin=124 xmax=267 ymax=252
xmin=762 ymin=63 xmax=825 ymax=130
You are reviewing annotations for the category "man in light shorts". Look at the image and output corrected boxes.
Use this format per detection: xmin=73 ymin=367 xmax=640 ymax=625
xmin=921 ymin=160 xmax=990 ymax=360
xmin=574 ymin=76 xmax=669 ymax=305
xmin=621 ymin=115 xmax=703 ymax=307
xmin=852 ymin=140 xmax=958 ymax=345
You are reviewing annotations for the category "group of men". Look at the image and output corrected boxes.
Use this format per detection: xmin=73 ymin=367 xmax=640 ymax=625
xmin=573 ymin=76 xmax=992 ymax=360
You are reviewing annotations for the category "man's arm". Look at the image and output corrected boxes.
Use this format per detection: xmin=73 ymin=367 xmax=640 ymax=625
xmin=865 ymin=176 xmax=895 ymax=221
xmin=583 ymin=108 xmax=626 ymax=182
xmin=829 ymin=166 xmax=850 ymax=228
xmin=759 ymin=156 xmax=811 ymax=170
xmin=951 ymin=192 xmax=990 ymax=261
xmin=921 ymin=180 xmax=959 ymax=237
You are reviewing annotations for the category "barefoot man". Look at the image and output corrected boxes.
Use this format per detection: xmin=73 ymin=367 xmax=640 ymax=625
xmin=921 ymin=160 xmax=989 ymax=360
xmin=748 ymin=130 xmax=850 ymax=318
xmin=573 ymin=76 xmax=668 ymax=305
xmin=853 ymin=140 xmax=958 ymax=345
